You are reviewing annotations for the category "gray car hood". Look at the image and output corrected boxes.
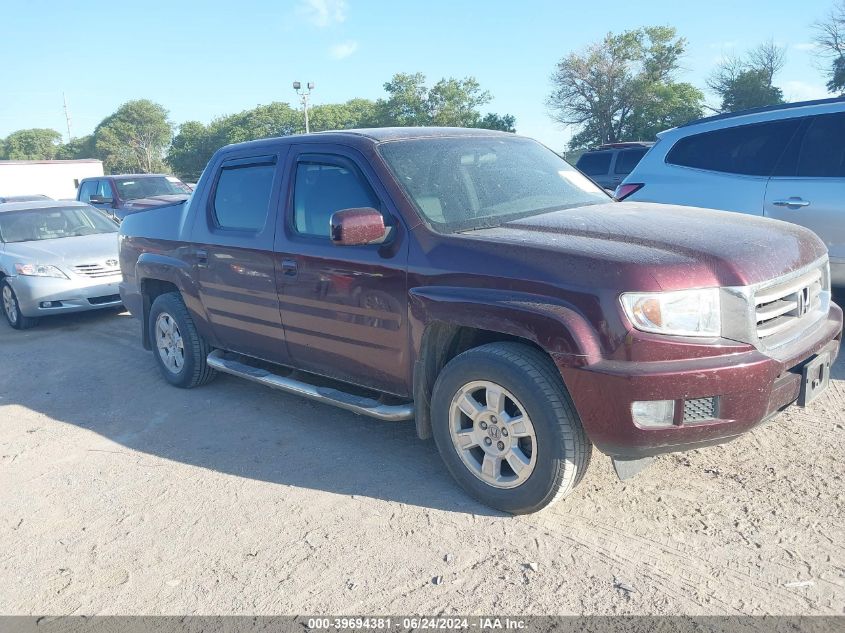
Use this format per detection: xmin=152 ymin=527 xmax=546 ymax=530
xmin=4 ymin=232 xmax=120 ymax=268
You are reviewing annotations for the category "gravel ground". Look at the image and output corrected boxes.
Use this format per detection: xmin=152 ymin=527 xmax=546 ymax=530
xmin=0 ymin=306 xmax=843 ymax=616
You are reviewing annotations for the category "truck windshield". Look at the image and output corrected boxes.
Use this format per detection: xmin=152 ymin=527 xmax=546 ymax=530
xmin=0 ymin=206 xmax=118 ymax=243
xmin=115 ymin=176 xmax=191 ymax=200
xmin=379 ymin=136 xmax=609 ymax=233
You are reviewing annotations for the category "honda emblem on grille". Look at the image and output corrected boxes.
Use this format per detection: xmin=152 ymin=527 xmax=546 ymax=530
xmin=797 ymin=286 xmax=810 ymax=317
xmin=105 ymin=259 xmax=118 ymax=267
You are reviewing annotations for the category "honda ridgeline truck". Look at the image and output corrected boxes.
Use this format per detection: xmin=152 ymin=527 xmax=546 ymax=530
xmin=118 ymin=128 xmax=842 ymax=514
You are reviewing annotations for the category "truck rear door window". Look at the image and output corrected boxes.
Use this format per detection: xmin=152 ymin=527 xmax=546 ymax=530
xmin=212 ymin=161 xmax=276 ymax=231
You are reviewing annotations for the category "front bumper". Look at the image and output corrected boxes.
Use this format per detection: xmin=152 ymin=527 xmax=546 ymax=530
xmin=830 ymin=257 xmax=845 ymax=287
xmin=9 ymin=274 xmax=123 ymax=317
xmin=558 ymin=304 xmax=843 ymax=458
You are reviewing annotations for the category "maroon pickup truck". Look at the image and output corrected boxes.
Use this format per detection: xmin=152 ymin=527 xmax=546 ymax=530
xmin=118 ymin=128 xmax=842 ymax=514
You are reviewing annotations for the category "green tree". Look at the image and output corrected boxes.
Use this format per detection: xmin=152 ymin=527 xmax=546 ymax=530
xmin=55 ymin=134 xmax=97 ymax=160
xmin=212 ymin=102 xmax=301 ymax=143
xmin=94 ymin=99 xmax=172 ymax=173
xmin=377 ymin=72 xmax=431 ymax=126
xmin=167 ymin=122 xmax=213 ymax=182
xmin=164 ymin=73 xmax=515 ymax=180
xmin=708 ymin=41 xmax=786 ymax=112
xmin=548 ymin=26 xmax=704 ymax=150
xmin=473 ymin=112 xmax=517 ymax=132
xmin=2 ymin=128 xmax=63 ymax=160
xmin=309 ymin=98 xmax=379 ymax=131
xmin=814 ymin=0 xmax=845 ymax=94
xmin=374 ymin=72 xmax=515 ymax=129
xmin=168 ymin=103 xmax=303 ymax=181
xmin=620 ymin=82 xmax=704 ymax=141
xmin=427 ymin=77 xmax=491 ymax=126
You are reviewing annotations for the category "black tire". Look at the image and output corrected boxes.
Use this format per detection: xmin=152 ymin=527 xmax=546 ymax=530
xmin=148 ymin=291 xmax=216 ymax=388
xmin=431 ymin=342 xmax=591 ymax=514
xmin=1 ymin=279 xmax=39 ymax=330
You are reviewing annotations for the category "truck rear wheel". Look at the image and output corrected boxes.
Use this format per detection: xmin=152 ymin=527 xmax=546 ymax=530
xmin=431 ymin=342 xmax=591 ymax=514
xmin=148 ymin=292 xmax=216 ymax=388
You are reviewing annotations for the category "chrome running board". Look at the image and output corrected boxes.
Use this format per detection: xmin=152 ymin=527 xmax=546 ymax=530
xmin=206 ymin=350 xmax=415 ymax=422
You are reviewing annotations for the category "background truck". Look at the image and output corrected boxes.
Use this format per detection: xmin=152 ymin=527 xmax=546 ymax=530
xmin=118 ymin=127 xmax=842 ymax=514
xmin=77 ymin=173 xmax=192 ymax=222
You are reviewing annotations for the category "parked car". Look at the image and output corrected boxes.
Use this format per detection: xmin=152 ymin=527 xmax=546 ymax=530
xmin=0 ymin=200 xmax=123 ymax=329
xmin=0 ymin=194 xmax=51 ymax=203
xmin=574 ymin=142 xmax=653 ymax=190
xmin=77 ymin=174 xmax=192 ymax=222
xmin=616 ymin=97 xmax=845 ymax=287
xmin=118 ymin=127 xmax=841 ymax=514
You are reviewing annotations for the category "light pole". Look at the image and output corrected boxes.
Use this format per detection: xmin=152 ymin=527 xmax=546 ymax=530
xmin=292 ymin=81 xmax=315 ymax=134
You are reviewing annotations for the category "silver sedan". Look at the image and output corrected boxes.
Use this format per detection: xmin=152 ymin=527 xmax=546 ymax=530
xmin=0 ymin=201 xmax=123 ymax=330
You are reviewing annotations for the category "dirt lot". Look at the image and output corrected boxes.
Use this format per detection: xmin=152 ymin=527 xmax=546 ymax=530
xmin=0 ymin=307 xmax=843 ymax=616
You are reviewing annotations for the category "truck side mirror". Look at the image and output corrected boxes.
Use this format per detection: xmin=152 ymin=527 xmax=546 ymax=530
xmin=89 ymin=195 xmax=114 ymax=205
xmin=330 ymin=208 xmax=386 ymax=246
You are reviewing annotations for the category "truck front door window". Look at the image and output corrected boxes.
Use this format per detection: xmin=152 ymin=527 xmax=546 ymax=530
xmin=96 ymin=180 xmax=113 ymax=200
xmin=78 ymin=180 xmax=96 ymax=202
xmin=293 ymin=162 xmax=381 ymax=238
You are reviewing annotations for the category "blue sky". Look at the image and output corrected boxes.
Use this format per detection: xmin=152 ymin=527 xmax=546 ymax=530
xmin=0 ymin=0 xmax=836 ymax=150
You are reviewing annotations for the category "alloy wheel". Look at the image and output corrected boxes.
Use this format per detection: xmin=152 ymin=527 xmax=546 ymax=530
xmin=448 ymin=380 xmax=538 ymax=489
xmin=2 ymin=285 xmax=18 ymax=326
xmin=155 ymin=312 xmax=185 ymax=374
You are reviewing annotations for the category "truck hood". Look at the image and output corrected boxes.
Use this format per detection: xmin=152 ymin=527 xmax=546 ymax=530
xmin=465 ymin=202 xmax=827 ymax=289
xmin=122 ymin=194 xmax=190 ymax=211
xmin=4 ymin=232 xmax=120 ymax=268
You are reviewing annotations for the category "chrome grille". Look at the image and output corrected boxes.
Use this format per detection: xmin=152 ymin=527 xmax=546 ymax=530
xmin=754 ymin=267 xmax=824 ymax=340
xmin=73 ymin=262 xmax=120 ymax=279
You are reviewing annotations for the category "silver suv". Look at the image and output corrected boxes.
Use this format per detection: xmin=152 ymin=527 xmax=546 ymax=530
xmin=618 ymin=97 xmax=845 ymax=286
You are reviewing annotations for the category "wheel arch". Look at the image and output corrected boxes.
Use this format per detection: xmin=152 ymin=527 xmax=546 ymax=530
xmin=409 ymin=287 xmax=602 ymax=440
xmin=136 ymin=253 xmax=209 ymax=350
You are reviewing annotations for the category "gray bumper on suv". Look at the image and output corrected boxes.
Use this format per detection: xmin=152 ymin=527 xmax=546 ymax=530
xmin=9 ymin=274 xmax=123 ymax=317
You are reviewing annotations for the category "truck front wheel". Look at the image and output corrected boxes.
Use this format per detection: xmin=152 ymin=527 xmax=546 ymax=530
xmin=148 ymin=292 xmax=216 ymax=388
xmin=431 ymin=342 xmax=591 ymax=514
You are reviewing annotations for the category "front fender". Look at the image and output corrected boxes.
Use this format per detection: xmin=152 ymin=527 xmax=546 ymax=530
xmin=408 ymin=287 xmax=604 ymax=440
xmin=409 ymin=286 xmax=603 ymax=365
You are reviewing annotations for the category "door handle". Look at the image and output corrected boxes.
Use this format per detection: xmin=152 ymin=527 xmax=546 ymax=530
xmin=281 ymin=259 xmax=298 ymax=276
xmin=772 ymin=198 xmax=810 ymax=208
xmin=196 ymin=249 xmax=208 ymax=268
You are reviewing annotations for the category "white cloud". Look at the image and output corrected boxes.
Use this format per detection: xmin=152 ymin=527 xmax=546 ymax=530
xmin=298 ymin=0 xmax=347 ymax=27
xmin=329 ymin=40 xmax=359 ymax=60
xmin=792 ymin=42 xmax=819 ymax=52
xmin=781 ymin=80 xmax=830 ymax=102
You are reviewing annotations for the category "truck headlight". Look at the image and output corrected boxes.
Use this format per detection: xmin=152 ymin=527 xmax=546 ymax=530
xmin=14 ymin=263 xmax=69 ymax=279
xmin=620 ymin=288 xmax=720 ymax=337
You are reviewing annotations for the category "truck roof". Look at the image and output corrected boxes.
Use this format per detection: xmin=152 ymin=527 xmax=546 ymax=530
xmin=218 ymin=127 xmax=515 ymax=154
xmin=318 ymin=127 xmax=514 ymax=141
xmin=0 ymin=199 xmax=89 ymax=213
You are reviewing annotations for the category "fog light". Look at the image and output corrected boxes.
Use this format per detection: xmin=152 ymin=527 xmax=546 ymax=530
xmin=632 ymin=400 xmax=675 ymax=428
